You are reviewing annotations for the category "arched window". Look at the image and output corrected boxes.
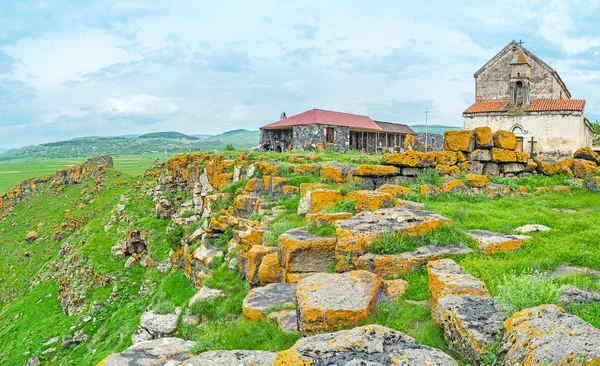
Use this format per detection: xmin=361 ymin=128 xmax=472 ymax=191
xmin=512 ymin=126 xmax=524 ymax=135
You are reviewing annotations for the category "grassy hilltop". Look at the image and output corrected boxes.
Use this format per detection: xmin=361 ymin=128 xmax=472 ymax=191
xmin=1 ymin=146 xmax=600 ymax=365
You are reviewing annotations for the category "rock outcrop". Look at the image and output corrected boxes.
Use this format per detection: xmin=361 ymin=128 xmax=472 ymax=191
xmin=100 ymin=338 xmax=195 ymax=365
xmin=242 ymin=283 xmax=296 ymax=321
xmin=467 ymin=230 xmax=532 ymax=254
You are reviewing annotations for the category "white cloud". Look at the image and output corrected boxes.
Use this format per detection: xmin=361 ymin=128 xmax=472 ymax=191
xmin=227 ymin=104 xmax=249 ymax=121
xmin=101 ymin=93 xmax=178 ymax=117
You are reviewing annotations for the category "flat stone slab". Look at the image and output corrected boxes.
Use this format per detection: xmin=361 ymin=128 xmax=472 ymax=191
xmin=273 ymin=325 xmax=457 ymax=365
xmin=268 ymin=309 xmax=299 ymax=333
xmin=101 ymin=338 xmax=195 ymax=365
xmin=548 ymin=264 xmax=600 ymax=279
xmin=335 ymin=207 xmax=452 ymax=271
xmin=436 ymin=294 xmax=505 ymax=363
xmin=183 ymin=350 xmax=277 ymax=365
xmin=513 ymin=224 xmax=551 ymax=234
xmin=466 ymin=230 xmax=531 ymax=255
xmin=139 ymin=308 xmax=182 ymax=336
xmin=278 ymin=227 xmax=336 ymax=273
xmin=501 ymin=304 xmax=600 ymax=365
xmin=560 ymin=284 xmax=600 ymax=306
xmin=356 ymin=245 xmax=473 ymax=279
xmin=296 ymin=270 xmax=383 ymax=336
xmin=242 ymin=283 xmax=296 ymax=321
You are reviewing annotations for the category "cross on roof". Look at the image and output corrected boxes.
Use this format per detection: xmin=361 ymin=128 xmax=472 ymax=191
xmin=517 ymin=39 xmax=524 ymax=47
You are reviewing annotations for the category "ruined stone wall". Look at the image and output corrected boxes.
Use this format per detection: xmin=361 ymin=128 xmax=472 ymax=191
xmin=464 ymin=113 xmax=586 ymax=156
xmin=293 ymin=124 xmax=350 ymax=152
xmin=475 ymin=50 xmax=568 ymax=102
xmin=416 ymin=132 xmax=444 ymax=151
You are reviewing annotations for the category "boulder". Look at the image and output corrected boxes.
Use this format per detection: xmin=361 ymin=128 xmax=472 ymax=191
xmin=444 ymin=130 xmax=475 ymax=152
xmin=587 ymin=176 xmax=600 ymax=193
xmin=396 ymin=200 xmax=425 ymax=211
xmin=335 ymin=207 xmax=452 ymax=272
xmin=559 ymin=284 xmax=600 ymax=306
xmin=297 ymin=189 xmax=342 ymax=215
xmin=267 ymin=309 xmax=299 ymax=333
xmin=513 ymin=224 xmax=551 ymax=234
xmin=257 ymin=252 xmax=282 ymax=285
xmin=278 ymin=228 xmax=336 ymax=274
xmin=295 ymin=271 xmax=383 ymax=336
xmin=273 ymin=325 xmax=457 ymax=365
xmin=461 ymin=160 xmax=484 ymax=175
xmin=242 ymin=283 xmax=296 ymax=321
xmin=573 ymin=159 xmax=597 ymax=178
xmin=492 ymin=130 xmax=517 ymax=150
xmin=376 ymin=184 xmax=414 ymax=197
xmin=535 ymin=157 xmax=574 ymax=176
xmin=184 ymin=350 xmax=277 ymax=365
xmin=131 ymin=327 xmax=152 ymax=344
xmin=320 ymin=163 xmax=355 ymax=183
xmin=305 ymin=212 xmax=353 ymax=226
xmin=473 ymin=127 xmax=493 ymax=148
xmin=440 ymin=179 xmax=469 ymax=193
xmin=465 ymin=174 xmax=488 ymax=188
xmin=100 ymin=338 xmax=195 ymax=365
xmin=356 ymin=245 xmax=473 ymax=279
xmin=245 ymin=245 xmax=278 ymax=285
xmin=354 ymin=165 xmax=399 ymax=177
xmin=139 ymin=308 xmax=182 ymax=336
xmin=467 ymin=230 xmax=532 ymax=255
xmin=188 ymin=287 xmax=225 ymax=307
xmin=24 ymin=231 xmax=38 ymax=243
xmin=346 ymin=190 xmax=394 ymax=212
xmin=574 ymin=146 xmax=600 ymax=165
xmin=500 ymin=304 xmax=600 ymax=365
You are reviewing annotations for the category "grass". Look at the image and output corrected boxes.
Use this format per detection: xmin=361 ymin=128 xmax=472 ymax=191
xmin=495 ymin=272 xmax=560 ymax=315
xmin=369 ymin=224 xmax=476 ymax=255
xmin=321 ymin=198 xmax=356 ymax=214
xmin=416 ymin=168 xmax=441 ymax=186
xmin=306 ymin=222 xmax=337 ymax=237
xmin=263 ymin=212 xmax=305 ymax=246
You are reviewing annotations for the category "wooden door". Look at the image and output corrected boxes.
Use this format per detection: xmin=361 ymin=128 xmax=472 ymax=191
xmin=516 ymin=137 xmax=524 ymax=152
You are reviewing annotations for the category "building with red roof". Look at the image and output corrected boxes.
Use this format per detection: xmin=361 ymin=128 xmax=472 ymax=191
xmin=259 ymin=108 xmax=415 ymax=153
xmin=463 ymin=40 xmax=593 ymax=155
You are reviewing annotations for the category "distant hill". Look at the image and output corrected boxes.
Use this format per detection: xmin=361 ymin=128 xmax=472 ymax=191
xmin=409 ymin=124 xmax=462 ymax=134
xmin=0 ymin=129 xmax=259 ymax=161
xmin=139 ymin=131 xmax=199 ymax=140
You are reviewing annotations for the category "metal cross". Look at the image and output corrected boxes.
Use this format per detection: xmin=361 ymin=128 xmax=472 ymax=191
xmin=528 ymin=136 xmax=537 ymax=157
xmin=518 ymin=39 xmax=524 ymax=47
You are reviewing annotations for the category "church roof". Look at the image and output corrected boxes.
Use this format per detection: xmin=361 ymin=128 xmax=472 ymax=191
xmin=261 ymin=108 xmax=383 ymax=131
xmin=474 ymin=40 xmax=571 ymax=98
xmin=463 ymin=99 xmax=585 ymax=114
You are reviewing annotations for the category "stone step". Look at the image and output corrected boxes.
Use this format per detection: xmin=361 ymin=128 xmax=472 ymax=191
xmin=278 ymin=227 xmax=336 ymax=277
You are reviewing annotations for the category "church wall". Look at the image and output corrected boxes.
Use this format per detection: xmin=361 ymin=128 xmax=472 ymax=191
xmin=475 ymin=50 xmax=569 ymax=102
xmin=464 ymin=113 xmax=586 ymax=156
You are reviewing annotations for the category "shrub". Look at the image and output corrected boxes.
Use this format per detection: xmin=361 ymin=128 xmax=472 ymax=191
xmin=306 ymin=222 xmax=336 ymax=237
xmin=495 ymin=272 xmax=560 ymax=315
xmin=211 ymin=195 xmax=234 ymax=212
xmin=416 ymin=168 xmax=441 ymax=186
xmin=321 ymin=199 xmax=356 ymax=214
xmin=224 ymin=144 xmax=236 ymax=151
xmin=166 ymin=224 xmax=184 ymax=249
xmin=213 ymin=227 xmax=233 ymax=251
xmin=152 ymin=300 xmax=175 ymax=315
xmin=489 ymin=176 xmax=520 ymax=191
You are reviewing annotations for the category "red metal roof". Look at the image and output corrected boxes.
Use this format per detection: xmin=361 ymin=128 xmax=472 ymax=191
xmin=528 ymin=99 xmax=585 ymax=112
xmin=261 ymin=109 xmax=383 ymax=131
xmin=463 ymin=99 xmax=585 ymax=114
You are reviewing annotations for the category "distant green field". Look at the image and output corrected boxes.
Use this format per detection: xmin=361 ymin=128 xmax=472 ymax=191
xmin=0 ymin=154 xmax=171 ymax=194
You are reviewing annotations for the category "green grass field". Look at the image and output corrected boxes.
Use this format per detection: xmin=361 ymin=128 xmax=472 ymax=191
xmin=0 ymin=154 xmax=173 ymax=194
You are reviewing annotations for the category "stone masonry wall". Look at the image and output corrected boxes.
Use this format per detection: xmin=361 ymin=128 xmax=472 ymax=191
xmin=416 ymin=132 xmax=444 ymax=151
xmin=293 ymin=124 xmax=350 ymax=152
xmin=259 ymin=129 xmax=293 ymax=148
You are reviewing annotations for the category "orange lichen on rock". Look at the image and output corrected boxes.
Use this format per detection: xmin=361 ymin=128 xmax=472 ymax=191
xmin=354 ymin=165 xmax=398 ymax=177
xmin=573 ymin=159 xmax=597 ymax=178
xmin=345 ymin=190 xmax=394 ymax=213
xmin=257 ymin=252 xmax=282 ymax=285
xmin=281 ymin=185 xmax=299 ymax=196
xmin=288 ymin=164 xmax=319 ymax=175
xmin=306 ymin=212 xmax=353 ymax=226
xmin=440 ymin=179 xmax=469 ymax=193
xmin=443 ymin=130 xmax=475 ymax=152
xmin=375 ymin=184 xmax=414 ymax=197
xmin=385 ymin=279 xmax=408 ymax=300
xmin=490 ymin=148 xmax=517 ymax=163
xmin=466 ymin=230 xmax=531 ymax=255
xmin=534 ymin=157 xmax=574 ymax=176
xmin=381 ymin=150 xmax=423 ymax=167
xmin=465 ymin=174 xmax=488 ymax=188
xmin=297 ymin=189 xmax=342 ymax=215
xmin=574 ymin=146 xmax=600 ymax=165
xmin=256 ymin=162 xmax=280 ymax=176
xmin=298 ymin=183 xmax=327 ymax=195
xmin=278 ymin=228 xmax=337 ymax=274
xmin=473 ymin=127 xmax=493 ymax=148
xmin=492 ymin=130 xmax=517 ymax=150
xmin=435 ymin=164 xmax=461 ymax=176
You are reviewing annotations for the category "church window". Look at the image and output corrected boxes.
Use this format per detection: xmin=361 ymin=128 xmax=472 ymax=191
xmin=512 ymin=126 xmax=524 ymax=134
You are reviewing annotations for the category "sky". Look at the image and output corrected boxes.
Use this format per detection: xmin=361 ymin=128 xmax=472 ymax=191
xmin=1 ymin=0 xmax=599 ymax=149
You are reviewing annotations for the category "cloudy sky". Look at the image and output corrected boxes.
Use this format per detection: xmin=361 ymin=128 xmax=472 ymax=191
xmin=1 ymin=0 xmax=599 ymax=149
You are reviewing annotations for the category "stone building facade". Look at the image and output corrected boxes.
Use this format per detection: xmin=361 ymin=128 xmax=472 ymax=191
xmin=260 ymin=109 xmax=415 ymax=153
xmin=463 ymin=40 xmax=592 ymax=156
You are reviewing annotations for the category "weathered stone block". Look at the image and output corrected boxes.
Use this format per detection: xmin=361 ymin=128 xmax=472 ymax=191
xmin=278 ymin=228 xmax=336 ymax=273
xmin=587 ymin=176 xmax=600 ymax=193
xmin=401 ymin=167 xmax=420 ymax=176
xmin=467 ymin=230 xmax=531 ymax=255
xmin=500 ymin=163 xmax=525 ymax=174
xmin=492 ymin=130 xmax=517 ymax=150
xmin=490 ymin=148 xmax=517 ymax=163
xmin=305 ymin=212 xmax=353 ymax=226
xmin=375 ymin=184 xmax=414 ymax=197
xmin=354 ymin=165 xmax=399 ymax=177
xmin=573 ymin=159 xmax=597 ymax=178
xmin=444 ymin=130 xmax=475 ymax=152
xmin=242 ymin=283 xmax=296 ymax=321
xmin=468 ymin=149 xmax=492 ymax=162
xmin=440 ymin=179 xmax=469 ymax=193
xmin=346 ymin=190 xmax=394 ymax=212
xmin=297 ymin=189 xmax=342 ymax=215
xmin=465 ymin=174 xmax=488 ymax=188
xmin=295 ymin=271 xmax=383 ymax=336
xmin=501 ymin=304 xmax=600 ymax=365
xmin=473 ymin=127 xmax=493 ymax=148
xmin=574 ymin=146 xmax=600 ymax=165
xmin=482 ymin=162 xmax=500 ymax=176
xmin=385 ymin=279 xmax=409 ymax=300
xmin=273 ymin=325 xmax=457 ymax=365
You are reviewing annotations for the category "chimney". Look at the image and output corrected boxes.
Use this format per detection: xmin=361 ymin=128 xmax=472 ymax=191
xmin=280 ymin=112 xmax=287 ymax=120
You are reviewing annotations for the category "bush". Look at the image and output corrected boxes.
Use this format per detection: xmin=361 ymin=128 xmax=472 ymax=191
xmin=213 ymin=227 xmax=233 ymax=251
xmin=166 ymin=224 xmax=184 ymax=249
xmin=489 ymin=176 xmax=520 ymax=191
xmin=368 ymin=224 xmax=476 ymax=255
xmin=152 ymin=300 xmax=175 ymax=315
xmin=306 ymin=222 xmax=336 ymax=237
xmin=495 ymin=272 xmax=560 ymax=315
xmin=224 ymin=144 xmax=236 ymax=151
xmin=416 ymin=168 xmax=441 ymax=186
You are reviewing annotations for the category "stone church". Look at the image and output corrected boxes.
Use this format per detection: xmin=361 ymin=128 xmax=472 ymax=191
xmin=463 ymin=40 xmax=593 ymax=156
